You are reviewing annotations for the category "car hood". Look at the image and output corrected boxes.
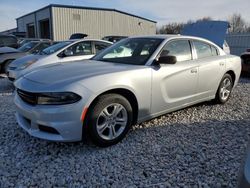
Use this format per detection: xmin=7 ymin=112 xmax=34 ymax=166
xmin=9 ymin=54 xmax=45 ymax=68
xmin=23 ymin=60 xmax=144 ymax=85
xmin=181 ymin=21 xmax=229 ymax=47
xmin=0 ymin=47 xmax=19 ymax=54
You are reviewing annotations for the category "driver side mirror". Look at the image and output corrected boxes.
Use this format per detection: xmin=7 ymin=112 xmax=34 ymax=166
xmin=155 ymin=55 xmax=177 ymax=65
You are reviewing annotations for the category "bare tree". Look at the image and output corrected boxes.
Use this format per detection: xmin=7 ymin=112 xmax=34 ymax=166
xmin=228 ymin=14 xmax=247 ymax=33
xmin=158 ymin=15 xmax=250 ymax=35
xmin=157 ymin=17 xmax=212 ymax=34
xmin=157 ymin=22 xmax=184 ymax=34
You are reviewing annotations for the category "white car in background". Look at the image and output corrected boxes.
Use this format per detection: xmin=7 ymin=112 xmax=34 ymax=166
xmin=7 ymin=39 xmax=112 ymax=81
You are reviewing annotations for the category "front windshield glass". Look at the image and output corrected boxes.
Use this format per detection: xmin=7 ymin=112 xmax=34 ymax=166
xmin=92 ymin=38 xmax=164 ymax=65
xmin=40 ymin=41 xmax=73 ymax=55
xmin=18 ymin=42 xmax=37 ymax=52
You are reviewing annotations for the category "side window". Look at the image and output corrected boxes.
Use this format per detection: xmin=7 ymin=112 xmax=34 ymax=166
xmin=32 ymin=43 xmax=51 ymax=53
xmin=211 ymin=46 xmax=218 ymax=56
xmin=160 ymin=40 xmax=192 ymax=62
xmin=193 ymin=41 xmax=218 ymax=59
xmin=94 ymin=42 xmax=111 ymax=53
xmin=65 ymin=41 xmax=93 ymax=56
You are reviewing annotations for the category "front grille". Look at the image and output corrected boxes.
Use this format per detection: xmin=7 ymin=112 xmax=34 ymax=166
xmin=17 ymin=89 xmax=37 ymax=105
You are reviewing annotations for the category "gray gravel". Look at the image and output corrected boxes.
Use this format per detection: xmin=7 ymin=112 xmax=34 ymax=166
xmin=0 ymin=77 xmax=250 ymax=187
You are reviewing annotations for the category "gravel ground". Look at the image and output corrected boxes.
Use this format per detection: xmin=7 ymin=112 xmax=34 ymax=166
xmin=0 ymin=77 xmax=250 ymax=187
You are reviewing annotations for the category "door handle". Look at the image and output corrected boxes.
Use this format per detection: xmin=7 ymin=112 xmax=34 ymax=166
xmin=190 ymin=69 xmax=198 ymax=73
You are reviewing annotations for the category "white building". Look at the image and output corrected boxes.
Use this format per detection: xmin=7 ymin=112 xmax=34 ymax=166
xmin=16 ymin=4 xmax=157 ymax=41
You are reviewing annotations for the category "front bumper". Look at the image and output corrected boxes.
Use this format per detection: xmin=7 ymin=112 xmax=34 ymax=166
xmin=14 ymin=92 xmax=85 ymax=142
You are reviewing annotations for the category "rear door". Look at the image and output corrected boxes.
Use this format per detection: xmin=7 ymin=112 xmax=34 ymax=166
xmin=151 ymin=39 xmax=199 ymax=114
xmin=192 ymin=40 xmax=226 ymax=98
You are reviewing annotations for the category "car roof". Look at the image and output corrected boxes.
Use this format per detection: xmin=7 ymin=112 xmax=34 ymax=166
xmin=129 ymin=34 xmax=220 ymax=44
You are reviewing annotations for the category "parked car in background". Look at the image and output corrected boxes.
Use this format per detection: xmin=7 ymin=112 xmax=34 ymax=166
xmin=69 ymin=33 xmax=88 ymax=40
xmin=18 ymin=38 xmax=51 ymax=47
xmin=0 ymin=40 xmax=54 ymax=73
xmin=102 ymin=36 xmax=127 ymax=43
xmin=7 ymin=39 xmax=112 ymax=80
xmin=238 ymin=144 xmax=250 ymax=188
xmin=0 ymin=35 xmax=18 ymax=48
xmin=241 ymin=49 xmax=250 ymax=76
xmin=14 ymin=35 xmax=241 ymax=147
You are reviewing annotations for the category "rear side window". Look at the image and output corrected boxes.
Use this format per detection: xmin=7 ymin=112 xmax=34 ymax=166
xmin=65 ymin=41 xmax=93 ymax=56
xmin=160 ymin=40 xmax=192 ymax=62
xmin=94 ymin=42 xmax=111 ymax=53
xmin=193 ymin=41 xmax=218 ymax=59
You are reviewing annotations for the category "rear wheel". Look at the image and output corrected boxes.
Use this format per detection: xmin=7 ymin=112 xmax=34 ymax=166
xmin=86 ymin=94 xmax=133 ymax=147
xmin=215 ymin=74 xmax=233 ymax=104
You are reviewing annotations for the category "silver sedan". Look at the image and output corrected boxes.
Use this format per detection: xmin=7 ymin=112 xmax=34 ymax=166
xmin=8 ymin=39 xmax=112 ymax=81
xmin=14 ymin=35 xmax=241 ymax=147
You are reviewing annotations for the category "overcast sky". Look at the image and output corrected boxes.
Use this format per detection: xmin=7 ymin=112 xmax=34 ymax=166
xmin=0 ymin=0 xmax=249 ymax=31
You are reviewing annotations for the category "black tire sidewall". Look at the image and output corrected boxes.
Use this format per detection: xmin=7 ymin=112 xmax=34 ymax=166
xmin=87 ymin=94 xmax=133 ymax=147
xmin=4 ymin=60 xmax=12 ymax=73
xmin=216 ymin=74 xmax=233 ymax=104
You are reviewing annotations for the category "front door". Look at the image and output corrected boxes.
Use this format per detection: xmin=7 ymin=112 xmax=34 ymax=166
xmin=151 ymin=39 xmax=199 ymax=115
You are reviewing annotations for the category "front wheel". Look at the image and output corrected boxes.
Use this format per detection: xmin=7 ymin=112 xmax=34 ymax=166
xmin=86 ymin=94 xmax=133 ymax=147
xmin=215 ymin=74 xmax=233 ymax=104
xmin=3 ymin=60 xmax=13 ymax=73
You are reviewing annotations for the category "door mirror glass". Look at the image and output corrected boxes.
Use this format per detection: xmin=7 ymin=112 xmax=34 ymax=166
xmin=157 ymin=55 xmax=177 ymax=65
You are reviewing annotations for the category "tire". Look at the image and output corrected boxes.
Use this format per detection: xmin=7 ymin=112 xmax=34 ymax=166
xmin=3 ymin=60 xmax=13 ymax=73
xmin=86 ymin=94 xmax=133 ymax=147
xmin=215 ymin=74 xmax=233 ymax=104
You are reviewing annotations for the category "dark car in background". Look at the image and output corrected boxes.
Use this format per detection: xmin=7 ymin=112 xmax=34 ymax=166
xmin=238 ymin=144 xmax=250 ymax=188
xmin=18 ymin=38 xmax=51 ymax=47
xmin=241 ymin=49 xmax=250 ymax=76
xmin=69 ymin=33 xmax=88 ymax=40
xmin=102 ymin=35 xmax=127 ymax=43
xmin=0 ymin=35 xmax=18 ymax=49
xmin=0 ymin=40 xmax=54 ymax=73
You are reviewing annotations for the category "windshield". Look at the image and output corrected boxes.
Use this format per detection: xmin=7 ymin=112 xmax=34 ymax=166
xmin=92 ymin=38 xmax=163 ymax=65
xmin=18 ymin=42 xmax=37 ymax=52
xmin=40 ymin=41 xmax=73 ymax=55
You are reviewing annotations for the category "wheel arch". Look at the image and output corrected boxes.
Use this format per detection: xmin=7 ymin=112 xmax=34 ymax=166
xmin=1 ymin=59 xmax=14 ymax=72
xmin=87 ymin=88 xmax=139 ymax=125
xmin=225 ymin=70 xmax=236 ymax=86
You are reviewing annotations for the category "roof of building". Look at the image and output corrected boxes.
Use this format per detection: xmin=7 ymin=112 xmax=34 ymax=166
xmin=16 ymin=4 xmax=157 ymax=23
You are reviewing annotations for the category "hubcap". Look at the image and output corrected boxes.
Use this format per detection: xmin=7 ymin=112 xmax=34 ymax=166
xmin=220 ymin=78 xmax=232 ymax=101
xmin=96 ymin=103 xmax=128 ymax=141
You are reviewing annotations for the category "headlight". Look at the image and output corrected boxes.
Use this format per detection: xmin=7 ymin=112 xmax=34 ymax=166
xmin=37 ymin=92 xmax=81 ymax=105
xmin=17 ymin=59 xmax=38 ymax=70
